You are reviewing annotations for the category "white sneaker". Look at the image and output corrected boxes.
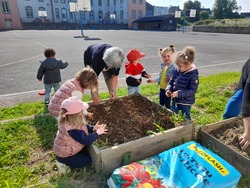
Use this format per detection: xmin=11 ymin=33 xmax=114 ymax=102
xmin=56 ymin=160 xmax=70 ymax=174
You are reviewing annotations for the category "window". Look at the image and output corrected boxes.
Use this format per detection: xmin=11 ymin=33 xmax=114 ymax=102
xmin=90 ymin=0 xmax=93 ymax=6
xmin=89 ymin=10 xmax=94 ymax=20
xmin=120 ymin=10 xmax=123 ymax=19
xmin=98 ymin=0 xmax=102 ymax=6
xmin=25 ymin=6 xmax=33 ymax=18
xmin=38 ymin=7 xmax=45 ymax=11
xmin=138 ymin=0 xmax=142 ymax=4
xmin=113 ymin=0 xmax=116 ymax=5
xmin=120 ymin=0 xmax=123 ymax=4
xmin=132 ymin=0 xmax=136 ymax=4
xmin=61 ymin=8 xmax=67 ymax=21
xmin=61 ymin=0 xmax=65 ymax=3
xmin=138 ymin=10 xmax=142 ymax=18
xmin=38 ymin=0 xmax=43 ymax=2
xmin=98 ymin=10 xmax=103 ymax=19
xmin=54 ymin=0 xmax=58 ymax=3
xmin=107 ymin=0 xmax=109 ymax=6
xmin=1 ymin=1 xmax=10 ymax=13
xmin=69 ymin=11 xmax=73 ymax=19
xmin=132 ymin=10 xmax=136 ymax=19
xmin=55 ymin=8 xmax=60 ymax=19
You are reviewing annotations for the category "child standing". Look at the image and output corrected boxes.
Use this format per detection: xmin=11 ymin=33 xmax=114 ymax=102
xmin=165 ymin=46 xmax=199 ymax=120
xmin=53 ymin=96 xmax=107 ymax=173
xmin=48 ymin=66 xmax=99 ymax=117
xmin=37 ymin=48 xmax=68 ymax=105
xmin=125 ymin=49 xmax=151 ymax=95
xmin=147 ymin=45 xmax=177 ymax=108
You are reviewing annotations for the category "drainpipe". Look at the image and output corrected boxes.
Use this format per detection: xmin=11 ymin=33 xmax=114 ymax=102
xmin=50 ymin=0 xmax=55 ymax=23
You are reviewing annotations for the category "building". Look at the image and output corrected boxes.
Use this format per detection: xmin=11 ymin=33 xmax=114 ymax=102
xmin=132 ymin=14 xmax=177 ymax=31
xmin=0 ymin=0 xmax=22 ymax=30
xmin=10 ymin=0 xmax=145 ymax=29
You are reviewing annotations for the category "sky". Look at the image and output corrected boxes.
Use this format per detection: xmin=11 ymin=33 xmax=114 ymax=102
xmin=146 ymin=0 xmax=250 ymax=12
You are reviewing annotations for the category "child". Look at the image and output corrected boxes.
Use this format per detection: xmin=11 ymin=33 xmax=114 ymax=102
xmin=37 ymin=48 xmax=68 ymax=105
xmin=147 ymin=45 xmax=177 ymax=108
xmin=48 ymin=66 xmax=99 ymax=117
xmin=53 ymin=96 xmax=107 ymax=174
xmin=125 ymin=48 xmax=151 ymax=95
xmin=165 ymin=46 xmax=199 ymax=120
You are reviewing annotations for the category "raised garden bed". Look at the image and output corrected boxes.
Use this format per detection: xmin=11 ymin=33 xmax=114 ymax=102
xmin=199 ymin=117 xmax=250 ymax=176
xmin=86 ymin=94 xmax=194 ymax=173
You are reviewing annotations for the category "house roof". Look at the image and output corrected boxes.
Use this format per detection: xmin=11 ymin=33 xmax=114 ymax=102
xmin=133 ymin=14 xmax=174 ymax=23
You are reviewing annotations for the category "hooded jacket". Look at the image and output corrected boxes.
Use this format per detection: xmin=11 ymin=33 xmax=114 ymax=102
xmin=166 ymin=64 xmax=199 ymax=105
xmin=37 ymin=58 xmax=68 ymax=84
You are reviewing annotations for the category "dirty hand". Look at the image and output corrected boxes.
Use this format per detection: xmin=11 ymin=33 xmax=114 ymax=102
xmin=146 ymin=74 xmax=152 ymax=79
xmin=96 ymin=124 xmax=108 ymax=135
xmin=165 ymin=90 xmax=172 ymax=97
xmin=239 ymin=131 xmax=250 ymax=150
xmin=109 ymin=90 xmax=116 ymax=100
xmin=171 ymin=91 xmax=178 ymax=98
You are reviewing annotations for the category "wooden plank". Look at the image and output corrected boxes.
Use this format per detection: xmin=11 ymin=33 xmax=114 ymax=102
xmin=199 ymin=130 xmax=250 ymax=176
xmin=98 ymin=124 xmax=194 ymax=173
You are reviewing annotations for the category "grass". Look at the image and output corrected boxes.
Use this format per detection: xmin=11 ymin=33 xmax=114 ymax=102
xmin=1 ymin=72 xmax=249 ymax=187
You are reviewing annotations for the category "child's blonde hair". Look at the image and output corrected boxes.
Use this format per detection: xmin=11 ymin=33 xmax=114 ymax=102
xmin=159 ymin=44 xmax=176 ymax=56
xmin=175 ymin=46 xmax=195 ymax=66
xmin=58 ymin=108 xmax=87 ymax=129
xmin=75 ymin=66 xmax=98 ymax=90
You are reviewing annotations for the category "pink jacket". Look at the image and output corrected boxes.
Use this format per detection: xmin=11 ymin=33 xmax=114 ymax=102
xmin=48 ymin=79 xmax=84 ymax=117
xmin=53 ymin=122 xmax=88 ymax=158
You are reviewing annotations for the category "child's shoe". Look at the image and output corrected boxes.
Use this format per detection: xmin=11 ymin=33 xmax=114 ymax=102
xmin=56 ymin=160 xmax=70 ymax=174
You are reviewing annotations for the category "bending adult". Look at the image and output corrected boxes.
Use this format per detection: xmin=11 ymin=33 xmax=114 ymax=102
xmin=83 ymin=44 xmax=125 ymax=101
xmin=239 ymin=58 xmax=250 ymax=150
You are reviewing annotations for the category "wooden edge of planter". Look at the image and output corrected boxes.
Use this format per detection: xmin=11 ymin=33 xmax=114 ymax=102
xmin=90 ymin=123 xmax=194 ymax=174
xmin=198 ymin=117 xmax=250 ymax=176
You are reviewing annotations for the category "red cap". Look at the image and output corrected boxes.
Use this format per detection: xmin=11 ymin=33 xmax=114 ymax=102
xmin=127 ymin=49 xmax=145 ymax=62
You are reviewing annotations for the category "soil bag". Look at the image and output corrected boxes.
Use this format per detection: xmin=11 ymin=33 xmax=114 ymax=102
xmin=107 ymin=141 xmax=241 ymax=188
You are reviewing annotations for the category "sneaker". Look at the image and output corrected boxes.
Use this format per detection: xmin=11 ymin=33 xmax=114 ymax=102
xmin=56 ymin=160 xmax=70 ymax=174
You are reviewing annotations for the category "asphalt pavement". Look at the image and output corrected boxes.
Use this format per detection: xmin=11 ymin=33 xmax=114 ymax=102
xmin=1 ymin=29 xmax=250 ymax=107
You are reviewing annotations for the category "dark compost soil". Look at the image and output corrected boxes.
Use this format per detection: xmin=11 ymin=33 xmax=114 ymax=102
xmin=209 ymin=118 xmax=250 ymax=160
xmin=86 ymin=94 xmax=175 ymax=147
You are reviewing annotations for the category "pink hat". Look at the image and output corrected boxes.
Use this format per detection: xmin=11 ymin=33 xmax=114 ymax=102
xmin=127 ymin=49 xmax=145 ymax=62
xmin=61 ymin=97 xmax=89 ymax=116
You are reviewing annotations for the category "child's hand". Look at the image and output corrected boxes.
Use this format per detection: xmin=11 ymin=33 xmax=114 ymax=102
xmin=171 ymin=91 xmax=178 ymax=98
xmin=136 ymin=79 xmax=141 ymax=84
xmin=86 ymin=112 xmax=93 ymax=118
xmin=147 ymin=79 xmax=154 ymax=83
xmin=165 ymin=90 xmax=172 ymax=97
xmin=96 ymin=124 xmax=108 ymax=135
xmin=145 ymin=74 xmax=152 ymax=79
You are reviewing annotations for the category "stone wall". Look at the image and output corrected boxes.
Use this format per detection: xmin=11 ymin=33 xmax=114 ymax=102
xmin=193 ymin=25 xmax=250 ymax=34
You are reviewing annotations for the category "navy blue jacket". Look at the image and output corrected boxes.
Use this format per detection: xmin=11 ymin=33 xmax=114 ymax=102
xmin=83 ymin=43 xmax=120 ymax=76
xmin=166 ymin=65 xmax=199 ymax=105
xmin=37 ymin=58 xmax=68 ymax=84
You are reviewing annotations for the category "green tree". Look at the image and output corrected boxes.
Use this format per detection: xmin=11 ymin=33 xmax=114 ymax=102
xmin=183 ymin=0 xmax=201 ymax=22
xmin=212 ymin=0 xmax=240 ymax=19
xmin=200 ymin=10 xmax=209 ymax=20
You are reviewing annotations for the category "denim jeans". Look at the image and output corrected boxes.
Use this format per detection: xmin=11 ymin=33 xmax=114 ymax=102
xmin=171 ymin=102 xmax=191 ymax=120
xmin=44 ymin=83 xmax=60 ymax=103
xmin=127 ymin=85 xmax=140 ymax=95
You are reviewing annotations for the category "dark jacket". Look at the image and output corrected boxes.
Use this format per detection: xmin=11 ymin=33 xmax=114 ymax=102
xmin=166 ymin=64 xmax=199 ymax=105
xmin=37 ymin=58 xmax=68 ymax=84
xmin=240 ymin=58 xmax=250 ymax=117
xmin=83 ymin=43 xmax=120 ymax=76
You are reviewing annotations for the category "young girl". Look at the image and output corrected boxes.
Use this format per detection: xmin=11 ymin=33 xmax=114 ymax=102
xmin=147 ymin=45 xmax=177 ymax=108
xmin=53 ymin=96 xmax=107 ymax=174
xmin=48 ymin=66 xmax=99 ymax=117
xmin=165 ymin=46 xmax=199 ymax=120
